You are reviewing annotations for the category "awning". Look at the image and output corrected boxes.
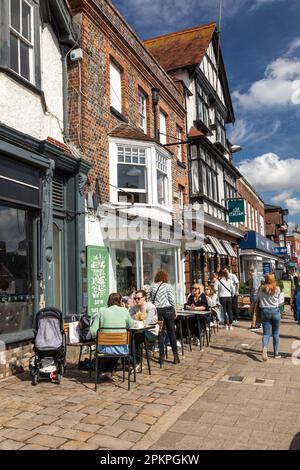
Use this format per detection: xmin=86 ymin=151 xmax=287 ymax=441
xmin=221 ymin=240 xmax=237 ymax=258
xmin=202 ymin=243 xmax=216 ymax=254
xmin=207 ymin=236 xmax=228 ymax=257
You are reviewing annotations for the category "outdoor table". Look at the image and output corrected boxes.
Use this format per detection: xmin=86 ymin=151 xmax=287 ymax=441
xmin=129 ymin=325 xmax=156 ymax=381
xmin=175 ymin=312 xmax=196 ymax=356
xmin=177 ymin=310 xmax=211 ymax=352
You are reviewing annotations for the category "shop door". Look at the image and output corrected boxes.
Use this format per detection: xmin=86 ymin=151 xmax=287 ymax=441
xmin=53 ymin=221 xmax=64 ymax=311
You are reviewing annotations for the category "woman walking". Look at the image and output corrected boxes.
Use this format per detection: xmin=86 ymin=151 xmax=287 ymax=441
xmin=257 ymin=273 xmax=281 ymax=361
xmin=217 ymin=268 xmax=234 ymax=330
xmin=149 ymin=270 xmax=180 ymax=364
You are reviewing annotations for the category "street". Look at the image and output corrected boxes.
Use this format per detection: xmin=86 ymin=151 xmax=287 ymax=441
xmin=0 ymin=308 xmax=299 ymax=451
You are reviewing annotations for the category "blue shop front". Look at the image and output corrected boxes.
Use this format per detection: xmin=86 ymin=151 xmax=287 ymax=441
xmin=239 ymin=231 xmax=285 ymax=282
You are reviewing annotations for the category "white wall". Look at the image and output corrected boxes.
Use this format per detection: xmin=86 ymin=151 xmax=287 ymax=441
xmin=0 ymin=25 xmax=64 ymax=142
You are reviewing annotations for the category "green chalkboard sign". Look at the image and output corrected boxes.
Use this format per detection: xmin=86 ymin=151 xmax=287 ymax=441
xmin=87 ymin=246 xmax=109 ymax=317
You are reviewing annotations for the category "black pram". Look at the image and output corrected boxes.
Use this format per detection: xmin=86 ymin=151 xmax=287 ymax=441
xmin=30 ymin=307 xmax=66 ymax=385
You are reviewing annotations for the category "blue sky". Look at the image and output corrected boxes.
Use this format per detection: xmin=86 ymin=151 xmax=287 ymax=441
xmin=112 ymin=0 xmax=300 ymax=229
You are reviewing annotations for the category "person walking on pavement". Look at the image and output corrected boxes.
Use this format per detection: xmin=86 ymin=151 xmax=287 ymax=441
xmin=228 ymin=268 xmax=240 ymax=324
xmin=248 ymin=268 xmax=262 ymax=331
xmin=217 ymin=268 xmax=234 ymax=330
xmin=149 ymin=270 xmax=180 ymax=364
xmin=257 ymin=273 xmax=282 ymax=361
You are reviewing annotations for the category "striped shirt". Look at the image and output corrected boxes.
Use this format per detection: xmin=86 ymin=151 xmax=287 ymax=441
xmin=149 ymin=282 xmax=176 ymax=309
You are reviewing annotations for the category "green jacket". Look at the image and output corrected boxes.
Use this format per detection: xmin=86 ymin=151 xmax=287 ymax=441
xmin=89 ymin=305 xmax=134 ymax=339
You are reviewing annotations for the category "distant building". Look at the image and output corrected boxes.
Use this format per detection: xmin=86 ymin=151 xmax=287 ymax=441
xmin=265 ymin=204 xmax=289 ymax=247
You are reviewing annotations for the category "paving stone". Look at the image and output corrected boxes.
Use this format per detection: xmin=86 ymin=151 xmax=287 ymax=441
xmin=26 ymin=434 xmax=67 ymax=449
xmin=3 ymin=428 xmax=37 ymax=442
xmin=21 ymin=444 xmax=51 ymax=450
xmin=87 ymin=434 xmax=133 ymax=450
xmin=59 ymin=440 xmax=99 ymax=450
xmin=120 ymin=430 xmax=143 ymax=443
xmin=0 ymin=439 xmax=25 ymax=450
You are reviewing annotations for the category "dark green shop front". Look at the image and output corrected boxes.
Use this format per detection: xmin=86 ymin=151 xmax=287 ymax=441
xmin=0 ymin=129 xmax=90 ymax=344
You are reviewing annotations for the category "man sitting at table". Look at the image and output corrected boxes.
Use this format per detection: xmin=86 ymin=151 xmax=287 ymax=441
xmin=129 ymin=290 xmax=159 ymax=372
xmin=89 ymin=292 xmax=134 ymax=381
xmin=184 ymin=284 xmax=209 ymax=345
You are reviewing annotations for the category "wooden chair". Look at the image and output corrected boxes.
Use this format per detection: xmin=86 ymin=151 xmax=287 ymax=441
xmin=64 ymin=323 xmax=94 ymax=377
xmin=95 ymin=329 xmax=131 ymax=391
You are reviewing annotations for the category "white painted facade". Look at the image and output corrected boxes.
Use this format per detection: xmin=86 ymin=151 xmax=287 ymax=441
xmin=0 ymin=24 xmax=64 ymax=142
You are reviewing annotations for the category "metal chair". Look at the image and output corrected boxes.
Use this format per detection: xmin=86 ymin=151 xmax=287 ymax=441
xmin=95 ymin=328 xmax=131 ymax=391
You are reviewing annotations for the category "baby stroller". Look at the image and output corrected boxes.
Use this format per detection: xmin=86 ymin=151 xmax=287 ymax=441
xmin=30 ymin=307 xmax=66 ymax=385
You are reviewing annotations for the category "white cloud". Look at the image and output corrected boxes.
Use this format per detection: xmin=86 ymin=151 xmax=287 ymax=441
xmin=233 ymin=58 xmax=300 ymax=109
xmin=228 ymin=119 xmax=280 ymax=145
xmin=285 ymin=198 xmax=300 ymax=215
xmin=287 ymin=37 xmax=300 ymax=55
xmin=238 ymin=153 xmax=300 ymax=192
xmin=272 ymin=191 xmax=294 ymax=204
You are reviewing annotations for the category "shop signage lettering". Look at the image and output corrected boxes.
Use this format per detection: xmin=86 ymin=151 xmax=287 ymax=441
xmin=228 ymin=199 xmax=245 ymax=223
xmin=87 ymin=246 xmax=109 ymax=318
xmin=263 ymin=263 xmax=271 ymax=275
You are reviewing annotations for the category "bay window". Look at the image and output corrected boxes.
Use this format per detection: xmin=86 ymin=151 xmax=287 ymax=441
xmin=9 ymin=0 xmax=34 ymax=83
xmin=117 ymin=146 xmax=147 ymax=203
xmin=156 ymin=152 xmax=168 ymax=206
xmin=215 ymin=110 xmax=226 ymax=147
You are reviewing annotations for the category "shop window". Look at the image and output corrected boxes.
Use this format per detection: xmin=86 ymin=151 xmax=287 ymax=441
xmin=117 ymin=146 xmax=147 ymax=203
xmin=0 ymin=204 xmax=34 ymax=336
xmin=9 ymin=0 xmax=34 ymax=83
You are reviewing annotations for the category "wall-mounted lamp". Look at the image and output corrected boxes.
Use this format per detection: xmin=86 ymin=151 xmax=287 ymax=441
xmin=152 ymin=87 xmax=160 ymax=106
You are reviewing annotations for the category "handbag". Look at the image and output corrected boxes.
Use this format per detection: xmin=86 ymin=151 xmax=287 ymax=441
xmin=69 ymin=321 xmax=80 ymax=343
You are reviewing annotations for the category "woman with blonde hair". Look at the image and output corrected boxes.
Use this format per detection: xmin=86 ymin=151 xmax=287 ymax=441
xmin=257 ymin=273 xmax=281 ymax=361
xmin=185 ymin=283 xmax=208 ymax=345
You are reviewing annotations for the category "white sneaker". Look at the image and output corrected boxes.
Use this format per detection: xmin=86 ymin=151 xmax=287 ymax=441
xmin=225 ymin=325 xmax=229 ymax=330
xmin=229 ymin=325 xmax=233 ymax=331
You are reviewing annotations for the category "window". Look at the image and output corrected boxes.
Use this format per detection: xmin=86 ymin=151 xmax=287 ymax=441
xmin=156 ymin=152 xmax=168 ymax=206
xmin=179 ymin=185 xmax=184 ymax=209
xmin=215 ymin=110 xmax=226 ymax=147
xmin=190 ymin=145 xmax=220 ymax=202
xmin=196 ymin=84 xmax=209 ymax=128
xmin=117 ymin=146 xmax=147 ymax=203
xmin=260 ymin=215 xmax=265 ymax=236
xmin=138 ymin=90 xmax=147 ymax=133
xmin=191 ymin=160 xmax=200 ymax=195
xmin=176 ymin=126 xmax=182 ymax=161
xmin=9 ymin=0 xmax=34 ymax=83
xmin=159 ymin=111 xmax=167 ymax=145
xmin=110 ymin=60 xmax=122 ymax=113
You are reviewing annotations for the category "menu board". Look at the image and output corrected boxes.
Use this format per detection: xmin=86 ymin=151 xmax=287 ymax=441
xmin=281 ymin=280 xmax=292 ymax=299
xmin=87 ymin=246 xmax=109 ymax=318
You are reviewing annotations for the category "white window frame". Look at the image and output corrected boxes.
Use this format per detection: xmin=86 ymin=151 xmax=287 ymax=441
xmin=110 ymin=60 xmax=122 ymax=113
xmin=9 ymin=0 xmax=34 ymax=83
xmin=159 ymin=111 xmax=167 ymax=145
xmin=138 ymin=90 xmax=147 ymax=133
xmin=117 ymin=146 xmax=147 ymax=204
xmin=156 ymin=152 xmax=169 ymax=207
xmin=179 ymin=186 xmax=184 ymax=210
xmin=176 ymin=126 xmax=182 ymax=161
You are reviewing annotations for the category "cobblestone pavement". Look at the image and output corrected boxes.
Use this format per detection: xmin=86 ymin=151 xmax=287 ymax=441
xmin=0 ymin=309 xmax=299 ymax=450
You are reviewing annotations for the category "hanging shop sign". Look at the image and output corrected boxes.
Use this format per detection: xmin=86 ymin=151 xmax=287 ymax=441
xmin=87 ymin=246 xmax=109 ymax=318
xmin=227 ymin=199 xmax=245 ymax=223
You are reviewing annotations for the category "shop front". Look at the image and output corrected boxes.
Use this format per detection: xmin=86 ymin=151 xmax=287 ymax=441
xmin=86 ymin=211 xmax=185 ymax=309
xmin=0 ymin=129 xmax=90 ymax=378
xmin=239 ymin=231 xmax=284 ymax=282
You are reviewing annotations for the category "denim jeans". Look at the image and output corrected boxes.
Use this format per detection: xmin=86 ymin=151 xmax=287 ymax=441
xmin=261 ymin=307 xmax=281 ymax=355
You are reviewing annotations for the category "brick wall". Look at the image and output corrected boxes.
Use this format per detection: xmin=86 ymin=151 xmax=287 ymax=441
xmin=68 ymin=0 xmax=187 ymax=206
xmin=0 ymin=341 xmax=33 ymax=379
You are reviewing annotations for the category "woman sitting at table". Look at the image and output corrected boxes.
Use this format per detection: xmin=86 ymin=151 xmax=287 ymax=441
xmin=184 ymin=284 xmax=209 ymax=345
xmin=89 ymin=292 xmax=134 ymax=381
xmin=129 ymin=290 xmax=159 ymax=372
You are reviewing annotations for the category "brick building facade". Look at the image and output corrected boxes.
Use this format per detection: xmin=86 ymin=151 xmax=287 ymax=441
xmin=68 ymin=0 xmax=188 ymax=305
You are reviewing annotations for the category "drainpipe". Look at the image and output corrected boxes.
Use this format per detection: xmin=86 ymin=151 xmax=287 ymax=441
xmin=62 ymin=45 xmax=70 ymax=141
xmin=152 ymin=88 xmax=160 ymax=140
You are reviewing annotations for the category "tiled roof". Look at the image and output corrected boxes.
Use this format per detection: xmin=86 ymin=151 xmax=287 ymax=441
xmin=143 ymin=22 xmax=216 ymax=72
xmin=108 ymin=124 xmax=154 ymax=142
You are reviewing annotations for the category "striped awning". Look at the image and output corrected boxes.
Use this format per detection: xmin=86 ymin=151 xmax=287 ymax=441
xmin=207 ymin=236 xmax=228 ymax=257
xmin=202 ymin=243 xmax=216 ymax=254
xmin=221 ymin=240 xmax=237 ymax=258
